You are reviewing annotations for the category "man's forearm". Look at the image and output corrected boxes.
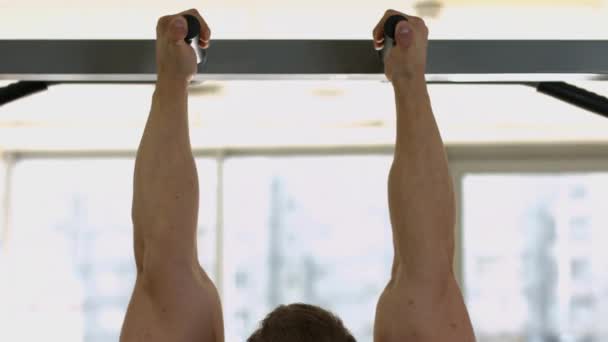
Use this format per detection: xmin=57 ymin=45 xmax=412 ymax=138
xmin=388 ymin=76 xmax=455 ymax=280
xmin=132 ymin=78 xmax=200 ymax=268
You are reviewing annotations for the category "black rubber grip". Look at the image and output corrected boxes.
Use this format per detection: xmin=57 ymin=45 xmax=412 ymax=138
xmin=183 ymin=14 xmax=200 ymax=44
xmin=182 ymin=14 xmax=206 ymax=65
xmin=384 ymin=14 xmax=407 ymax=41
xmin=537 ymin=82 xmax=608 ymax=118
xmin=380 ymin=14 xmax=408 ymax=61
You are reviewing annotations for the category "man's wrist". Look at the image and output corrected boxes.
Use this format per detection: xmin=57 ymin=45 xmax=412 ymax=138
xmin=391 ymin=71 xmax=431 ymax=118
xmin=391 ymin=72 xmax=427 ymax=92
xmin=155 ymin=74 xmax=189 ymax=97
xmin=157 ymin=72 xmax=189 ymax=86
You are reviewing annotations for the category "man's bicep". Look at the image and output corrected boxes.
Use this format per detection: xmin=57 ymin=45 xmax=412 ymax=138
xmin=374 ymin=277 xmax=475 ymax=342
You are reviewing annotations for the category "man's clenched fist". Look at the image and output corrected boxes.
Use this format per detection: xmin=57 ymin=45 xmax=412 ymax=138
xmin=155 ymin=9 xmax=211 ymax=83
xmin=373 ymin=10 xmax=429 ymax=84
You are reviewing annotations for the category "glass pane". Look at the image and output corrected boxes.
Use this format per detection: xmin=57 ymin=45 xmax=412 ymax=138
xmin=463 ymin=173 xmax=608 ymax=341
xmin=0 ymin=159 xmax=6 ymax=249
xmin=223 ymin=156 xmax=393 ymax=342
xmin=0 ymin=158 xmax=216 ymax=342
xmin=1 ymin=0 xmax=607 ymax=39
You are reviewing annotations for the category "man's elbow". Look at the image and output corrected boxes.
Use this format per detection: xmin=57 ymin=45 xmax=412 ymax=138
xmin=395 ymin=249 xmax=455 ymax=288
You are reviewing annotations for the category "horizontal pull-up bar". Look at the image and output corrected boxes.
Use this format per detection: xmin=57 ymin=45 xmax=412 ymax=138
xmin=1 ymin=40 xmax=607 ymax=83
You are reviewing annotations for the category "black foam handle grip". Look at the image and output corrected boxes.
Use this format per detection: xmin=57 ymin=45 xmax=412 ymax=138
xmin=380 ymin=15 xmax=407 ymax=61
xmin=182 ymin=14 xmax=206 ymax=65
xmin=183 ymin=14 xmax=201 ymax=44
xmin=384 ymin=15 xmax=407 ymax=41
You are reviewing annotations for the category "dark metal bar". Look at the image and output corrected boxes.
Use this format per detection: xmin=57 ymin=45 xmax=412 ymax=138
xmin=0 ymin=40 xmax=607 ymax=82
xmin=536 ymin=82 xmax=608 ymax=118
xmin=0 ymin=81 xmax=52 ymax=106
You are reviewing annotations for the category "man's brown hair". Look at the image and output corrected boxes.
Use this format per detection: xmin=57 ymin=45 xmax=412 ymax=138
xmin=247 ymin=303 xmax=356 ymax=342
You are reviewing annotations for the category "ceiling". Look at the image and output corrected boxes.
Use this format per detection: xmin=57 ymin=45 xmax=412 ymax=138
xmin=0 ymin=0 xmax=606 ymax=39
xmin=1 ymin=81 xmax=607 ymax=151
xmin=0 ymin=1 xmax=607 ymax=151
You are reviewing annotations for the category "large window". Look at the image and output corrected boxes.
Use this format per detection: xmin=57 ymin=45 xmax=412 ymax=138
xmin=0 ymin=155 xmax=394 ymax=342
xmin=462 ymin=173 xmax=608 ymax=342
xmin=0 ymin=158 xmax=217 ymax=342
xmin=222 ymin=156 xmax=393 ymax=342
xmin=2 ymin=151 xmax=608 ymax=342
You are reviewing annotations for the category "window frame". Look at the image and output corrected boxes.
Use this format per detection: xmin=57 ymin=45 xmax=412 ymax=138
xmin=449 ymin=143 xmax=608 ymax=295
xmin=3 ymin=142 xmax=608 ymax=310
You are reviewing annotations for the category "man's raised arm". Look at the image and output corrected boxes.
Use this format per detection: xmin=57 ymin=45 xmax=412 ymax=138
xmin=372 ymin=10 xmax=475 ymax=342
xmin=121 ymin=9 xmax=223 ymax=342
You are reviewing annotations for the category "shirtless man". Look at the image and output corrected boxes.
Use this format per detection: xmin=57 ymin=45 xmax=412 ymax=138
xmin=120 ymin=8 xmax=476 ymax=342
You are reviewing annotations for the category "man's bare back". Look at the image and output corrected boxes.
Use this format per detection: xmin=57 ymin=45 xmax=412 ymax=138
xmin=120 ymin=8 xmax=475 ymax=342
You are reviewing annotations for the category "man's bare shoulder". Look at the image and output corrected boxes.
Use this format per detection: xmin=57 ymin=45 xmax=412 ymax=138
xmin=374 ymin=276 xmax=475 ymax=342
xmin=120 ymin=269 xmax=224 ymax=342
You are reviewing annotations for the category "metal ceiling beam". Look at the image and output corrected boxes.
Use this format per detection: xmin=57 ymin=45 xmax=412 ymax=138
xmin=1 ymin=40 xmax=607 ymax=83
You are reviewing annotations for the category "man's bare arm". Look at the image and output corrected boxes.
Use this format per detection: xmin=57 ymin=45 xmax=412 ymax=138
xmin=121 ymin=9 xmax=223 ymax=342
xmin=132 ymin=72 xmax=203 ymax=277
xmin=372 ymin=10 xmax=475 ymax=342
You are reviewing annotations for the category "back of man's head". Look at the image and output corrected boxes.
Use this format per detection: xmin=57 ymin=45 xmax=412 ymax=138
xmin=247 ymin=303 xmax=356 ymax=342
